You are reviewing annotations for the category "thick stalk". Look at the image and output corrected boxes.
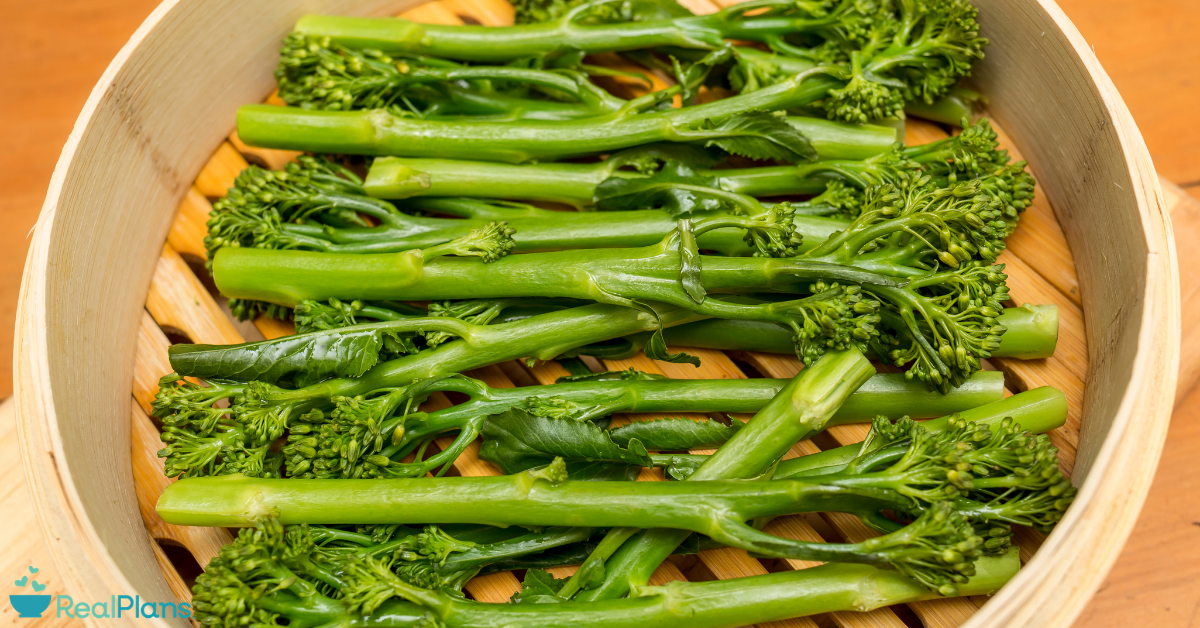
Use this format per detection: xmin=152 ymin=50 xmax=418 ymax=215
xmin=236 ymin=73 xmax=841 ymax=163
xmin=390 ymin=371 xmax=1001 ymax=476
xmin=173 ymin=304 xmax=703 ymax=409
xmin=294 ymin=11 xmax=851 ymax=63
xmin=212 ymin=242 xmax=896 ymax=308
xmin=641 ymin=304 xmax=1058 ymax=359
xmin=903 ymin=87 xmax=984 ymax=126
xmin=417 ymin=371 xmax=1003 ymax=435
xmin=657 ymin=386 xmax=1069 ymax=479
xmin=361 ymin=120 xmax=894 ymax=203
xmin=284 ymin=202 xmax=847 ymax=256
xmin=577 ymin=349 xmax=873 ymax=601
xmin=330 ymin=556 xmax=1017 ymax=628
xmin=158 ymin=471 xmax=905 ymax=529
xmin=441 ymin=527 xmax=595 ymax=574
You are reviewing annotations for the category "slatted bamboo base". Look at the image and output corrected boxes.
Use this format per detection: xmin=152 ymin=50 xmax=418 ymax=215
xmin=131 ymin=1 xmax=1088 ymax=626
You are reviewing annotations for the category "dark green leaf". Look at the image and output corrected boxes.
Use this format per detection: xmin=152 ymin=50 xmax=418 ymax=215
xmin=168 ymin=328 xmax=385 ymax=387
xmin=554 ymin=367 xmax=667 ymax=383
xmin=693 ymin=111 xmax=818 ymax=163
xmin=657 ymin=454 xmax=706 ymax=480
xmin=478 ymin=409 xmax=654 ymax=474
xmin=677 ymin=218 xmax=706 ymax=304
xmin=510 ymin=569 xmax=570 ymax=604
xmin=594 ymin=160 xmax=729 ymax=217
xmin=611 ymin=417 xmax=741 ymax=451
xmin=644 ymin=326 xmax=700 ymax=367
xmin=632 ymin=300 xmax=700 ymax=367
xmin=672 ymin=46 xmax=734 ymax=104
xmin=569 ymin=0 xmax=694 ymax=24
xmin=607 ymin=143 xmax=726 ymax=174
xmin=610 ymin=418 xmax=741 ymax=450
xmin=481 ymin=542 xmax=598 ymax=574
xmin=564 ymin=461 xmax=641 ymax=481
xmin=556 ymin=357 xmax=598 ymax=378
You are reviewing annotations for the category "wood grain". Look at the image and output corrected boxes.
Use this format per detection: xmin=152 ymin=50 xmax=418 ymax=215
xmin=0 ymin=0 xmax=166 ymax=401
xmin=1053 ymin=0 xmax=1200 ymax=192
xmin=1069 ymin=178 xmax=1200 ymax=628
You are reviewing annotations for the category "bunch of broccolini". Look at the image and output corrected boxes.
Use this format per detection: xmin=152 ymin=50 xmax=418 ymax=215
xmin=154 ymin=2 xmax=1081 ymax=625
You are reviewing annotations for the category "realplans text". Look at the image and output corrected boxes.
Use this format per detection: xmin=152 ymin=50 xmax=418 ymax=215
xmin=56 ymin=595 xmax=191 ymax=619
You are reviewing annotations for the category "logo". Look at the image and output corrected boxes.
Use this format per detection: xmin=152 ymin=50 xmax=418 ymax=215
xmin=8 ymin=564 xmax=190 ymax=620
xmin=9 ymin=566 xmax=50 ymax=618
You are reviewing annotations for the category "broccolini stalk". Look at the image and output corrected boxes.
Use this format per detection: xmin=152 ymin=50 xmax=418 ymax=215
xmin=277 ymin=32 xmax=742 ymax=119
xmin=212 ymin=208 xmax=872 ymax=308
xmin=161 ymin=466 xmax=990 ymax=593
xmin=576 ymin=392 xmax=1073 ymax=601
xmin=666 ymin=385 xmax=1068 ymax=481
xmin=358 ymin=118 xmax=1021 ymax=212
xmin=294 ymin=0 xmax=869 ymax=63
xmin=568 ymin=348 xmax=872 ymax=600
xmin=635 ymin=303 xmax=1058 ymax=361
xmin=203 ymin=154 xmax=849 ymax=264
xmin=211 ymin=220 xmax=1011 ymax=387
xmin=161 ymin=411 xmax=1073 ymax=591
xmin=277 ymin=33 xmax=628 ymax=120
xmin=361 ymin=118 xmax=896 ymax=204
xmin=236 ymin=82 xmax=829 ymax=163
xmin=153 ymin=303 xmax=704 ymax=478
xmin=293 ymin=0 xmax=986 ymax=123
xmin=284 ymin=369 xmax=1003 ymax=480
xmin=191 ymin=516 xmax=1018 ymax=628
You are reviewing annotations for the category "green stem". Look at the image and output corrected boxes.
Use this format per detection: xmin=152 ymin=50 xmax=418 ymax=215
xmin=293 ymin=10 xmax=852 ymax=63
xmin=441 ymin=527 xmax=595 ymax=574
xmin=903 ymin=87 xmax=984 ymax=126
xmin=415 ymin=371 xmax=1003 ymax=437
xmin=361 ymin=120 xmax=894 ymax=204
xmin=642 ymin=305 xmax=1058 ymax=359
xmin=773 ymin=386 xmax=1068 ymax=478
xmin=383 ymin=370 xmax=1001 ymax=477
xmin=361 ymin=125 xmax=889 ymax=206
xmin=264 ymin=554 xmax=1018 ymax=628
xmin=286 ymin=200 xmax=845 ymax=256
xmin=212 ymin=241 xmax=896 ymax=309
xmin=168 ymin=303 xmax=703 ymax=418
xmin=577 ymin=349 xmax=874 ymax=601
xmin=158 ymin=470 xmax=907 ymax=530
xmin=236 ymin=72 xmax=840 ymax=163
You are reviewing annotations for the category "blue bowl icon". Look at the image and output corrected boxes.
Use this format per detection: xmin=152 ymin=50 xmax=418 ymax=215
xmin=9 ymin=595 xmax=52 ymax=618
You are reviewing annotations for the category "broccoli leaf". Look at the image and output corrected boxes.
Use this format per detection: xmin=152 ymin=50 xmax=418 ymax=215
xmin=554 ymin=367 xmax=667 ymax=383
xmin=565 ymin=461 xmax=642 ymax=481
xmin=168 ymin=328 xmax=386 ymax=387
xmin=688 ymin=111 xmax=817 ymax=163
xmin=594 ymin=160 xmax=729 ymax=217
xmin=570 ymin=0 xmax=694 ymax=24
xmin=610 ymin=417 xmax=741 ymax=451
xmin=631 ymin=300 xmax=701 ymax=367
xmin=478 ymin=408 xmax=654 ymax=474
xmin=659 ymin=454 xmax=705 ymax=480
xmin=510 ymin=569 xmax=570 ymax=604
xmin=606 ymin=143 xmax=726 ymax=174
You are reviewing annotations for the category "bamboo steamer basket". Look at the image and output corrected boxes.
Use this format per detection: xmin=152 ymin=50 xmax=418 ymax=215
xmin=13 ymin=0 xmax=1179 ymax=626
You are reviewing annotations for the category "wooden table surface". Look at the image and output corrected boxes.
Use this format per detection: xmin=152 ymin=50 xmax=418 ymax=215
xmin=1 ymin=1 xmax=1198 ymax=626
